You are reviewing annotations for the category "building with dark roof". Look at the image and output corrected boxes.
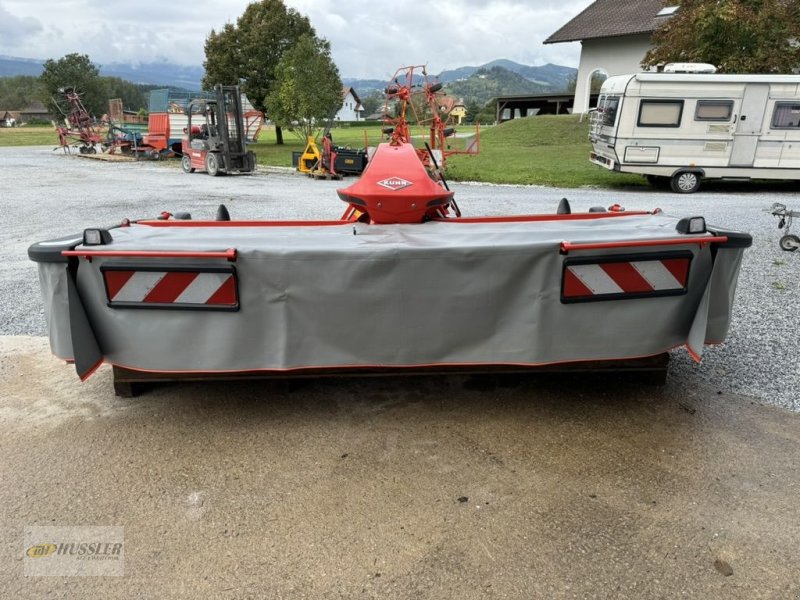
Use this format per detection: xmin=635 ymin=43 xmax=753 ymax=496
xmin=545 ymin=0 xmax=675 ymax=112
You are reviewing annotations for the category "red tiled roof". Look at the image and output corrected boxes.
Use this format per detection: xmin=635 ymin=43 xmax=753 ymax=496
xmin=545 ymin=0 xmax=673 ymax=44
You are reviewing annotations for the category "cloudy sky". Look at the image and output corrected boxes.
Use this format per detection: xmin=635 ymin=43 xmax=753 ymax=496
xmin=0 ymin=0 xmax=591 ymax=78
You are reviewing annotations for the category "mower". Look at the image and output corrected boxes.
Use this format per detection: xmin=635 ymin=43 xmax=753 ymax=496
xmin=28 ymin=66 xmax=753 ymax=392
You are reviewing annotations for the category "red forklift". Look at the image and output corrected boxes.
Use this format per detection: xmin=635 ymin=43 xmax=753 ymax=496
xmin=181 ymin=85 xmax=256 ymax=176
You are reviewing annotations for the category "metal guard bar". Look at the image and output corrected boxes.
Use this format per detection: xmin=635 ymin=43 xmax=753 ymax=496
xmin=62 ymin=248 xmax=238 ymax=261
xmin=560 ymin=236 xmax=729 ymax=254
xmin=137 ymin=220 xmax=350 ymax=227
xmin=437 ymin=211 xmax=652 ymax=224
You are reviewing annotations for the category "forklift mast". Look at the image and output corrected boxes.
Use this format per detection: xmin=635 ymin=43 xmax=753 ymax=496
xmin=215 ymin=85 xmax=246 ymax=159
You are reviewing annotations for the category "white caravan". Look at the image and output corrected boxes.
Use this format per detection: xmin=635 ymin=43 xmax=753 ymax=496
xmin=589 ymin=71 xmax=800 ymax=192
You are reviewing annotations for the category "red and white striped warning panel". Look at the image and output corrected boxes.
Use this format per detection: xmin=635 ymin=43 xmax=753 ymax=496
xmin=561 ymin=253 xmax=691 ymax=303
xmin=101 ymin=266 xmax=238 ymax=310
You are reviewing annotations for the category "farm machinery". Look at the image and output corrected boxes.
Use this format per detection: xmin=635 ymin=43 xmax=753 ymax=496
xmin=55 ymin=88 xmax=167 ymax=159
xmin=769 ymin=203 xmax=800 ymax=251
xmin=297 ymin=109 xmax=368 ymax=179
xmin=29 ymin=65 xmax=752 ymax=393
xmin=54 ymin=87 xmax=104 ymax=154
xmin=181 ymin=84 xmax=256 ymax=176
xmin=381 ymin=65 xmax=479 ymax=176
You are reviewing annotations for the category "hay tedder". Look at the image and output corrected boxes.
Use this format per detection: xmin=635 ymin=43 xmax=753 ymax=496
xmin=30 ymin=66 xmax=752 ymax=395
xmin=54 ymin=87 xmax=104 ymax=154
xmin=380 ymin=65 xmax=479 ymax=177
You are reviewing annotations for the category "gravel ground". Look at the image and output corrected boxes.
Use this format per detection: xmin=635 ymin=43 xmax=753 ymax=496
xmin=2 ymin=145 xmax=798 ymax=410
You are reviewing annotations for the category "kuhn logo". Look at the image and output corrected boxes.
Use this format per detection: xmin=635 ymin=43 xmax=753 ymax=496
xmin=376 ymin=177 xmax=412 ymax=191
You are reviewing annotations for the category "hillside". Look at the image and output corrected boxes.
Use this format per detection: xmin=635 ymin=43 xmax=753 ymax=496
xmin=438 ymin=59 xmax=575 ymax=91
xmin=443 ymin=66 xmax=549 ymax=107
xmin=0 ymin=55 xmax=203 ymax=89
xmin=1 ymin=54 xmax=577 ymax=108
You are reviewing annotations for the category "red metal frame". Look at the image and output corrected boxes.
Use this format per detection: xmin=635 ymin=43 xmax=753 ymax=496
xmin=437 ymin=211 xmax=653 ymax=223
xmin=137 ymin=220 xmax=350 ymax=227
xmin=560 ymin=236 xmax=728 ymax=254
xmin=382 ymin=65 xmax=479 ymax=173
xmin=55 ymin=87 xmax=104 ymax=152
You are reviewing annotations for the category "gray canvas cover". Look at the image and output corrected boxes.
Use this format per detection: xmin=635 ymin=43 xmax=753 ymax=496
xmin=34 ymin=213 xmax=747 ymax=375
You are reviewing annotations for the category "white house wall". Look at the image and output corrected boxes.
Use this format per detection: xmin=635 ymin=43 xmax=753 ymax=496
xmin=335 ymin=91 xmax=362 ymax=121
xmin=574 ymin=34 xmax=652 ymax=113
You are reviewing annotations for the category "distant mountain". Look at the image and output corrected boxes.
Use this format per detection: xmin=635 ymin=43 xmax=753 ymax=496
xmin=0 ymin=55 xmax=43 ymax=77
xmin=443 ymin=66 xmax=550 ymax=107
xmin=100 ymin=62 xmax=203 ymax=90
xmin=438 ymin=59 xmax=576 ymax=91
xmin=344 ymin=60 xmax=577 ymax=104
xmin=342 ymin=78 xmax=388 ymax=97
xmin=342 ymin=73 xmax=427 ymax=99
xmin=0 ymin=55 xmax=203 ymax=89
xmin=1 ymin=54 xmax=576 ymax=103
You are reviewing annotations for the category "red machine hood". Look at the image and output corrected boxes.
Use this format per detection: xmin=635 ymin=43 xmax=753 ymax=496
xmin=337 ymin=142 xmax=454 ymax=223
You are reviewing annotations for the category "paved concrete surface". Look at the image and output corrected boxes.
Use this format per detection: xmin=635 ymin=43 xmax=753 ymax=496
xmin=1 ymin=336 xmax=799 ymax=599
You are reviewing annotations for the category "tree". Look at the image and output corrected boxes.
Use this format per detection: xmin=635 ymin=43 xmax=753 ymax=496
xmin=265 ymin=34 xmax=342 ymax=141
xmin=642 ymin=0 xmax=800 ymax=73
xmin=40 ymin=53 xmax=104 ymax=117
xmin=203 ymin=0 xmax=316 ymax=144
xmin=100 ymin=77 xmax=152 ymax=114
xmin=0 ymin=76 xmax=44 ymax=110
xmin=360 ymin=92 xmax=383 ymax=118
xmin=565 ymin=71 xmax=606 ymax=94
xmin=463 ymin=100 xmax=482 ymax=124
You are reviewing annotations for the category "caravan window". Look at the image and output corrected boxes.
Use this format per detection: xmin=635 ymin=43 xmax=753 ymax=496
xmin=695 ymin=100 xmax=733 ymax=121
xmin=771 ymin=103 xmax=800 ymax=128
xmin=601 ymin=96 xmax=620 ymax=126
xmin=638 ymin=100 xmax=683 ymax=127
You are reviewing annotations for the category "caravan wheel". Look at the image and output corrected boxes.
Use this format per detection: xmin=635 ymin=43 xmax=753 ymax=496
xmin=671 ymin=171 xmax=701 ymax=194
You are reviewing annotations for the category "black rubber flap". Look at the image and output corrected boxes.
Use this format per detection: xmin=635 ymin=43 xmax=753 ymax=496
xmin=67 ymin=268 xmax=103 ymax=380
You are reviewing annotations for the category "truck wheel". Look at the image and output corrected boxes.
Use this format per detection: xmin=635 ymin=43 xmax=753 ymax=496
xmin=670 ymin=171 xmax=701 ymax=194
xmin=181 ymin=154 xmax=195 ymax=173
xmin=779 ymin=234 xmax=800 ymax=252
xmin=205 ymin=152 xmax=220 ymax=176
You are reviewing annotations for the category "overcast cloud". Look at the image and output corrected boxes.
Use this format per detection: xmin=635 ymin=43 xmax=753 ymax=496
xmin=0 ymin=0 xmax=589 ymax=77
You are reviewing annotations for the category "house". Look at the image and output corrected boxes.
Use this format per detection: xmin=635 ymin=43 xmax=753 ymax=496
xmin=0 ymin=110 xmax=20 ymax=127
xmin=335 ymin=87 xmax=364 ymax=122
xmin=18 ymin=100 xmax=56 ymax=123
xmin=439 ymin=96 xmax=467 ymax=125
xmin=544 ymin=0 xmax=676 ymax=113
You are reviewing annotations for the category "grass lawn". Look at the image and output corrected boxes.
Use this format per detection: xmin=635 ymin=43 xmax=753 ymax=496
xmin=252 ymin=116 xmax=645 ymax=188
xmin=0 ymin=125 xmax=58 ymax=147
xmin=446 ymin=115 xmax=644 ymax=188
xmin=0 ymin=117 xmax=646 ymax=189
